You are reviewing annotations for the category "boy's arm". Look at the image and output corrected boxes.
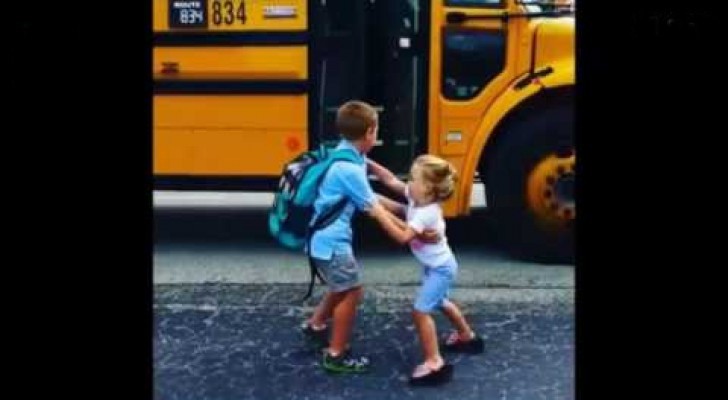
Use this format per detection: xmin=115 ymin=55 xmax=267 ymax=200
xmin=377 ymin=194 xmax=406 ymax=217
xmin=375 ymin=194 xmax=439 ymax=243
xmin=378 ymin=198 xmax=440 ymax=243
xmin=368 ymin=202 xmax=417 ymax=245
xmin=367 ymin=158 xmax=406 ymax=197
xmin=387 ymin=209 xmax=409 ymax=230
xmin=336 ymin=163 xmax=379 ymax=212
xmin=336 ymin=164 xmax=435 ymax=243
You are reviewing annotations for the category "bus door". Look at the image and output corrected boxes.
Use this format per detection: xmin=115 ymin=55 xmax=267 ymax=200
xmin=309 ymin=0 xmax=430 ymax=175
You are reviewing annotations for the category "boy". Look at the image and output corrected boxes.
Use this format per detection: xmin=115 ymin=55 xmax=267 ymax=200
xmin=299 ymin=100 xmax=381 ymax=373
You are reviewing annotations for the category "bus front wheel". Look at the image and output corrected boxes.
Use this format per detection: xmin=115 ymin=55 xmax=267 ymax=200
xmin=482 ymin=103 xmax=575 ymax=264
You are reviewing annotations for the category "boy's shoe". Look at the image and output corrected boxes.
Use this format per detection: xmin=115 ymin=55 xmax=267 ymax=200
xmin=300 ymin=322 xmax=329 ymax=349
xmin=321 ymin=350 xmax=371 ymax=374
xmin=441 ymin=331 xmax=485 ymax=354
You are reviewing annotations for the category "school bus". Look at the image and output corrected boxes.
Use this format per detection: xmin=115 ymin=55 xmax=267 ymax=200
xmin=153 ymin=0 xmax=575 ymax=262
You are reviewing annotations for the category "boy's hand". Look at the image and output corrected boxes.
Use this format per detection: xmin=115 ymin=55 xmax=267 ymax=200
xmin=417 ymin=229 xmax=441 ymax=244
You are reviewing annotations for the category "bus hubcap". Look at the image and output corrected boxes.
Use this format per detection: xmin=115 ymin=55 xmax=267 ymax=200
xmin=526 ymin=150 xmax=576 ymax=227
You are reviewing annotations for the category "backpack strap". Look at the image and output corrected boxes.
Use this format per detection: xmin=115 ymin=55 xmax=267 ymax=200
xmin=302 ymin=197 xmax=349 ymax=301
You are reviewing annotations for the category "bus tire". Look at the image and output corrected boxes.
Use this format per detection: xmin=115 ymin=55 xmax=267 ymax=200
xmin=482 ymin=103 xmax=575 ymax=264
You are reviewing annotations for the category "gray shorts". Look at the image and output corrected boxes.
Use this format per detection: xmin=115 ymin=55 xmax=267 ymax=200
xmin=312 ymin=252 xmax=361 ymax=293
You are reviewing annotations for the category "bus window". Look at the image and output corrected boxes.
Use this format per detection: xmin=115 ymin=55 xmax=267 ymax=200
xmin=442 ymin=30 xmax=506 ymax=100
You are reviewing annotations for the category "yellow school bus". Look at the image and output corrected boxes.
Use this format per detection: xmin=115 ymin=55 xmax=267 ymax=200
xmin=153 ymin=0 xmax=575 ymax=262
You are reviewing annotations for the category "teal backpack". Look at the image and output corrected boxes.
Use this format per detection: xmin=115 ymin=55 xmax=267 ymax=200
xmin=268 ymin=145 xmax=359 ymax=299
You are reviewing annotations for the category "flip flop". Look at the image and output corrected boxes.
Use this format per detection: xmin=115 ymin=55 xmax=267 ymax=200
xmin=442 ymin=331 xmax=485 ymax=354
xmin=408 ymin=362 xmax=454 ymax=386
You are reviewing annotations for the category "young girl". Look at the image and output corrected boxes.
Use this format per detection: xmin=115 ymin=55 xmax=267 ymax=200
xmin=367 ymin=155 xmax=484 ymax=385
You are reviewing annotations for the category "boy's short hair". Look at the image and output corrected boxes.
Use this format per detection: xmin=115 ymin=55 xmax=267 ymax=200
xmin=336 ymin=100 xmax=378 ymax=141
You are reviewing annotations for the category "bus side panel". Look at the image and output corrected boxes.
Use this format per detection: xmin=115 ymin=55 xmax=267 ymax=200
xmin=154 ymin=95 xmax=307 ymax=176
xmin=153 ymin=47 xmax=307 ymax=80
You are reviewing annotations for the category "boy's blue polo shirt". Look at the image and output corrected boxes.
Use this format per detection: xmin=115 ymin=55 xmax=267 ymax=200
xmin=308 ymin=139 xmax=377 ymax=260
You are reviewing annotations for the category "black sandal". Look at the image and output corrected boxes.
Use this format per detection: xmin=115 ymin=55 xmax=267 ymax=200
xmin=441 ymin=331 xmax=485 ymax=354
xmin=408 ymin=363 xmax=454 ymax=386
